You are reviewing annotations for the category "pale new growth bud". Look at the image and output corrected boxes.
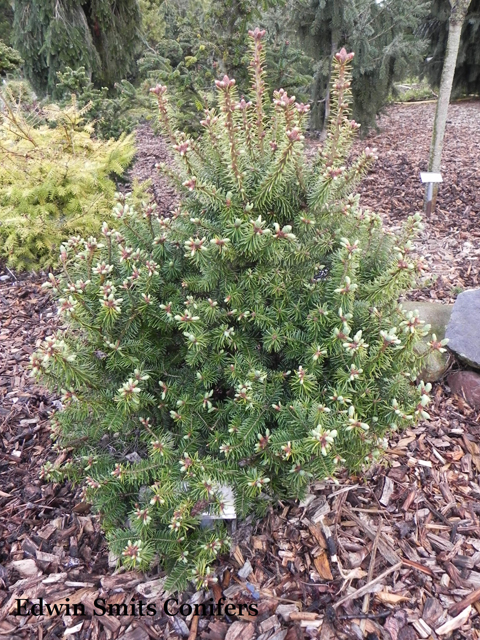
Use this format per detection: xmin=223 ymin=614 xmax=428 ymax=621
xmin=295 ymin=102 xmax=310 ymax=114
xmin=149 ymin=84 xmax=167 ymax=96
xmin=335 ymin=48 xmax=355 ymax=63
xmin=286 ymin=127 xmax=303 ymax=142
xmin=215 ymin=75 xmax=236 ymax=89
xmin=248 ymin=27 xmax=266 ymax=41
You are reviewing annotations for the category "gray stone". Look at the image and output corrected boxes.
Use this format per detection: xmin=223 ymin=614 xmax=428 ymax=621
xmin=402 ymin=301 xmax=453 ymax=382
xmin=447 ymin=371 xmax=480 ymax=410
xmin=446 ymin=289 xmax=480 ymax=369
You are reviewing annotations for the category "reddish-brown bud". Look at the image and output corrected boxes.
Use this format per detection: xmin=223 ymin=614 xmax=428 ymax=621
xmin=364 ymin=147 xmax=378 ymax=160
xmin=295 ymin=102 xmax=310 ymax=114
xmin=149 ymin=84 xmax=168 ymax=96
xmin=273 ymin=88 xmax=296 ymax=108
xmin=248 ymin=27 xmax=266 ymax=41
xmin=215 ymin=75 xmax=236 ymax=89
xmin=335 ymin=48 xmax=355 ymax=63
xmin=173 ymin=141 xmax=191 ymax=156
xmin=183 ymin=178 xmax=197 ymax=191
xmin=235 ymin=97 xmax=252 ymax=111
xmin=286 ymin=127 xmax=303 ymax=142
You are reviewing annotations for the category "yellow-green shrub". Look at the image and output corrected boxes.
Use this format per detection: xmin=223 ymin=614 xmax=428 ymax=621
xmin=0 ymin=97 xmax=134 ymax=270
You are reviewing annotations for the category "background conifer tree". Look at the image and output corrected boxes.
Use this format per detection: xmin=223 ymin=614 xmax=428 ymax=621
xmin=291 ymin=0 xmax=429 ymax=131
xmin=13 ymin=0 xmax=142 ymax=96
xmin=0 ymin=0 xmax=14 ymax=45
xmin=0 ymin=95 xmax=134 ymax=269
xmin=0 ymin=39 xmax=22 ymax=75
xmin=423 ymin=0 xmax=480 ymax=96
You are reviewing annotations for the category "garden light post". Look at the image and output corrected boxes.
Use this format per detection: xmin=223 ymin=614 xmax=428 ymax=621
xmin=420 ymin=172 xmax=443 ymax=216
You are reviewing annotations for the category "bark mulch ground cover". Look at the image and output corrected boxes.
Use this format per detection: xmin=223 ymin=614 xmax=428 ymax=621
xmin=352 ymin=99 xmax=480 ymax=304
xmin=127 ymin=123 xmax=179 ymax=218
xmin=1 ymin=101 xmax=480 ymax=639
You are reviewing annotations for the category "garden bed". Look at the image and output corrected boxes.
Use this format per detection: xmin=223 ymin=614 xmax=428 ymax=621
xmin=1 ymin=99 xmax=480 ymax=639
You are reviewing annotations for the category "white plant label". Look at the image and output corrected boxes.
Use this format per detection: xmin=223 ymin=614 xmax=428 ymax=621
xmin=420 ymin=172 xmax=443 ymax=183
xmin=203 ymin=485 xmax=236 ymax=520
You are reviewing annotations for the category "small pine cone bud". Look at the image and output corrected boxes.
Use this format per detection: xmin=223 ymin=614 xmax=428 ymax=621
xmin=248 ymin=27 xmax=266 ymax=41
xmin=150 ymin=84 xmax=168 ymax=96
xmin=286 ymin=127 xmax=303 ymax=142
xmin=215 ymin=75 xmax=235 ymax=89
xmin=173 ymin=141 xmax=191 ymax=156
xmin=335 ymin=48 xmax=355 ymax=63
xmin=183 ymin=177 xmax=197 ymax=191
xmin=235 ymin=97 xmax=252 ymax=110
xmin=295 ymin=102 xmax=310 ymax=114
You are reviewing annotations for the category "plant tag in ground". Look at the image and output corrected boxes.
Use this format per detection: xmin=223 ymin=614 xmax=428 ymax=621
xmin=420 ymin=172 xmax=442 ymax=183
xmin=202 ymin=485 xmax=236 ymax=521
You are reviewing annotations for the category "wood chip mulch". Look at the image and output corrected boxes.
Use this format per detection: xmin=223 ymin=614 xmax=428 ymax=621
xmin=1 ymin=102 xmax=480 ymax=639
xmin=353 ymin=99 xmax=480 ymax=304
xmin=127 ymin=123 xmax=179 ymax=219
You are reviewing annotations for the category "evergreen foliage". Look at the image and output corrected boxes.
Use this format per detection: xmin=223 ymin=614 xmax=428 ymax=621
xmin=13 ymin=0 xmax=142 ymax=96
xmin=0 ymin=0 xmax=14 ymax=44
xmin=424 ymin=0 xmax=480 ymax=96
xmin=55 ymin=66 xmax=149 ymax=139
xmin=137 ymin=0 xmax=311 ymax=132
xmin=291 ymin=0 xmax=429 ymax=131
xmin=33 ymin=35 xmax=442 ymax=590
xmin=0 ymin=96 xmax=134 ymax=270
xmin=0 ymin=39 xmax=22 ymax=75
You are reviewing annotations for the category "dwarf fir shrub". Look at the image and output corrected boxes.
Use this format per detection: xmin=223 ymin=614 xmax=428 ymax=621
xmin=0 ymin=96 xmax=134 ymax=270
xmin=33 ymin=33 xmax=444 ymax=589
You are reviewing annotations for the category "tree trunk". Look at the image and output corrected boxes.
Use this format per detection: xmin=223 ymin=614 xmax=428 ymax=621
xmin=425 ymin=0 xmax=472 ymax=212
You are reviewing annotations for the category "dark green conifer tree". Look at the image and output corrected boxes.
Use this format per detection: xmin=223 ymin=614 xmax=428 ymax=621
xmin=0 ymin=40 xmax=22 ymax=75
xmin=424 ymin=0 xmax=480 ymax=96
xmin=0 ymin=0 xmax=14 ymax=44
xmin=291 ymin=0 xmax=429 ymax=131
xmin=13 ymin=0 xmax=142 ymax=96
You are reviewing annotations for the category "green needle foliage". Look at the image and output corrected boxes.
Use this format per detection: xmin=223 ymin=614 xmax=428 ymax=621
xmin=13 ymin=0 xmax=142 ymax=96
xmin=33 ymin=33 xmax=443 ymax=590
xmin=0 ymin=39 xmax=22 ymax=75
xmin=0 ymin=96 xmax=134 ymax=270
xmin=55 ymin=66 xmax=149 ymax=140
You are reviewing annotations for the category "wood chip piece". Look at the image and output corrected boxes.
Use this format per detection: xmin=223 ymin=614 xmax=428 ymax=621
xmin=422 ymin=597 xmax=444 ymax=627
xmin=64 ymin=622 xmax=84 ymax=636
xmin=375 ymin=591 xmax=409 ymax=604
xmin=379 ymin=476 xmax=395 ymax=506
xmin=11 ymin=559 xmax=40 ymax=578
xmin=412 ymin=619 xmax=432 ymax=639
xmin=436 ymin=606 xmax=471 ymax=635
xmin=313 ymin=551 xmax=333 ymax=580
xmin=275 ymin=604 xmax=299 ymax=622
xmin=224 ymin=621 xmax=255 ymax=640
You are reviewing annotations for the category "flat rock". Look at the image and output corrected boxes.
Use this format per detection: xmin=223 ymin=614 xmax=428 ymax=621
xmin=447 ymin=370 xmax=480 ymax=410
xmin=402 ymin=301 xmax=453 ymax=382
xmin=446 ymin=289 xmax=480 ymax=368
